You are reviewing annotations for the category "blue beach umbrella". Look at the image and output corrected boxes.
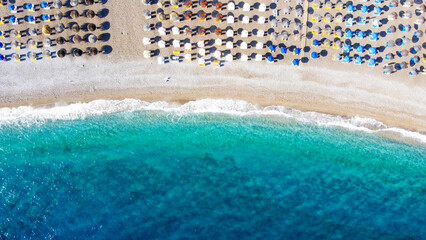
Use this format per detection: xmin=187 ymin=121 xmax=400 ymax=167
xmin=345 ymin=30 xmax=353 ymax=38
xmin=9 ymin=16 xmax=17 ymax=24
xmin=312 ymin=39 xmax=319 ymax=46
xmin=311 ymin=51 xmax=318 ymax=59
xmin=0 ymin=42 xmax=3 ymax=49
xmin=357 ymin=31 xmax=365 ymax=39
xmin=269 ymin=45 xmax=276 ymax=52
xmin=267 ymin=55 xmax=274 ymax=62
xmin=25 ymin=3 xmax=34 ymax=10
xmin=292 ymin=59 xmax=299 ymax=66
xmin=374 ymin=0 xmax=382 ymax=3
xmin=294 ymin=48 xmax=301 ymax=55
xmin=27 ymin=15 xmax=35 ymax=23
xmin=343 ymin=44 xmax=351 ymax=52
xmin=369 ymin=32 xmax=379 ymax=41
xmin=355 ymin=56 xmax=362 ymax=64
xmin=342 ymin=55 xmax=351 ymax=63
xmin=41 ymin=1 xmax=49 ymax=9
xmin=280 ymin=46 xmax=287 ymax=54
xmin=356 ymin=45 xmax=364 ymax=53
xmin=347 ymin=4 xmax=354 ymax=12
xmin=374 ymin=6 xmax=381 ymax=15
xmin=369 ymin=58 xmax=376 ymax=66
xmin=369 ymin=47 xmax=377 ymax=55
xmin=41 ymin=14 xmax=49 ymax=21
xmin=0 ymin=54 xmax=4 ymax=61
xmin=361 ymin=5 xmax=368 ymax=13
xmin=8 ymin=4 xmax=16 ymax=12
xmin=410 ymin=56 xmax=420 ymax=64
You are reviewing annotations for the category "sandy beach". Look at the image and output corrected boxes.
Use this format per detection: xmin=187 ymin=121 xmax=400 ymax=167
xmin=0 ymin=0 xmax=425 ymax=133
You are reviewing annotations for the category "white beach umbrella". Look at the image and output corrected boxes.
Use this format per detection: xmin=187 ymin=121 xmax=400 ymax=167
xmin=70 ymin=0 xmax=79 ymax=7
xmin=228 ymin=1 xmax=235 ymax=10
xmin=198 ymin=48 xmax=206 ymax=56
xmin=197 ymin=40 xmax=205 ymax=48
xmin=240 ymin=41 xmax=248 ymax=49
xmin=215 ymin=39 xmax=222 ymax=46
xmin=53 ymin=0 xmax=62 ymax=9
xmin=198 ymin=58 xmax=205 ymax=66
xmin=43 ymin=38 xmax=52 ymax=47
xmin=88 ymin=34 xmax=97 ymax=43
xmin=256 ymin=29 xmax=264 ymax=37
xmin=259 ymin=4 xmax=266 ymax=12
xmin=283 ymin=6 xmax=291 ymax=14
xmin=214 ymin=50 xmax=221 ymax=58
xmin=227 ymin=15 xmax=235 ymax=24
xmin=255 ymin=54 xmax=262 ymax=61
xmin=157 ymin=56 xmax=165 ymax=64
xmin=242 ymin=16 xmax=250 ymax=24
xmin=281 ymin=31 xmax=289 ymax=40
xmin=158 ymin=27 xmax=166 ymax=36
xmin=388 ymin=12 xmax=397 ymax=20
xmin=173 ymin=39 xmax=180 ymax=47
xmin=143 ymin=37 xmax=151 ymax=45
xmin=282 ymin=18 xmax=290 ymax=28
xmin=416 ymin=17 xmax=425 ymax=25
xmin=403 ymin=11 xmax=413 ymax=19
xmin=271 ymin=19 xmax=278 ymax=27
xmin=185 ymin=42 xmax=192 ymax=50
xmin=143 ymin=50 xmax=151 ymax=58
xmin=258 ymin=16 xmax=266 ymax=24
xmin=241 ymin=54 xmax=248 ymax=61
xmin=295 ymin=8 xmax=303 ymax=17
xmin=143 ymin=23 xmax=151 ymax=31
xmin=226 ymin=41 xmax=233 ymax=49
xmin=158 ymin=40 xmax=166 ymax=48
xmin=143 ymin=9 xmax=151 ymax=19
xmin=185 ymin=53 xmax=191 ymax=61
xmin=225 ymin=54 xmax=233 ymax=62
xmin=403 ymin=0 xmax=413 ymax=7
xmin=241 ymin=30 xmax=249 ymax=37
xmin=243 ymin=3 xmax=250 ymax=11
xmin=142 ymin=0 xmax=151 ymax=5
xmin=172 ymin=26 xmax=180 ymax=35
xmin=227 ymin=29 xmax=234 ymax=37
xmin=256 ymin=42 xmax=263 ymax=49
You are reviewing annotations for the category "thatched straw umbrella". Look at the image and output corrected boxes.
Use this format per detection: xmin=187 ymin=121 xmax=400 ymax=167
xmin=57 ymin=48 xmax=67 ymax=58
xmin=55 ymin=23 xmax=64 ymax=33
xmin=42 ymin=25 xmax=52 ymax=35
xmin=54 ymin=0 xmax=62 ymax=9
xmin=85 ymin=0 xmax=94 ymax=6
xmin=56 ymin=37 xmax=66 ymax=45
xmin=70 ymin=10 xmax=79 ymax=19
xmin=89 ymin=47 xmax=98 ymax=56
xmin=43 ymin=50 xmax=52 ymax=58
xmin=70 ymin=0 xmax=79 ymax=7
xmin=143 ymin=9 xmax=152 ymax=19
xmin=88 ymin=23 xmax=97 ymax=32
xmin=73 ymin=48 xmax=83 ymax=57
xmin=71 ymin=23 xmax=80 ymax=32
xmin=43 ymin=38 xmax=52 ymax=47
xmin=388 ymin=12 xmax=397 ymax=20
xmin=86 ymin=10 xmax=96 ymax=18
xmin=71 ymin=34 xmax=82 ymax=43
xmin=170 ymin=11 xmax=179 ymax=22
xmin=28 ymin=27 xmax=38 ymax=36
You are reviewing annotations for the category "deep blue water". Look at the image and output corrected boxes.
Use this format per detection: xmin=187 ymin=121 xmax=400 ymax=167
xmin=0 ymin=110 xmax=425 ymax=239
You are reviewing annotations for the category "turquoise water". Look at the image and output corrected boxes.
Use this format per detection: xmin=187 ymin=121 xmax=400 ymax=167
xmin=0 ymin=110 xmax=425 ymax=239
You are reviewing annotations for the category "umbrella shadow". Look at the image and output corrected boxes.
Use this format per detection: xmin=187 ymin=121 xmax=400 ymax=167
xmin=301 ymin=57 xmax=309 ymax=63
xmin=97 ymin=8 xmax=109 ymax=18
xmin=320 ymin=50 xmax=328 ymax=57
xmin=101 ymin=45 xmax=113 ymax=54
xmin=100 ymin=21 xmax=110 ymax=31
xmin=98 ymin=33 xmax=110 ymax=42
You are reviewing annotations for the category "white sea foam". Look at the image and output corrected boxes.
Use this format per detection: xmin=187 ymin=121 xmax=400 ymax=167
xmin=0 ymin=98 xmax=425 ymax=144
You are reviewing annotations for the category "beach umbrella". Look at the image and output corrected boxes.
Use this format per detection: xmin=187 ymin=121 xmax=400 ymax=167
xmin=322 ymin=39 xmax=331 ymax=47
xmin=292 ymin=59 xmax=299 ymax=66
xmin=336 ymin=1 xmax=344 ymax=9
xmin=88 ymin=34 xmax=97 ymax=43
xmin=88 ymin=23 xmax=97 ymax=32
xmin=10 ymin=30 xmax=20 ymax=38
xmin=42 ymin=25 xmax=52 ymax=35
xmin=243 ymin=3 xmax=251 ymax=11
xmin=313 ymin=0 xmax=321 ymax=8
xmin=280 ymin=46 xmax=287 ymax=54
xmin=345 ymin=30 xmax=353 ymax=38
xmin=411 ymin=45 xmax=421 ymax=53
xmin=198 ymin=48 xmax=206 ymax=56
xmin=240 ymin=41 xmax=247 ymax=49
xmin=374 ymin=6 xmax=381 ymax=15
xmin=410 ymin=56 xmax=420 ymax=64
xmin=313 ymin=26 xmax=321 ymax=34
xmin=387 ymin=25 xmax=396 ymax=33
xmin=415 ymin=17 xmax=425 ymax=25
xmin=324 ymin=27 xmax=332 ymax=35
xmin=184 ymin=54 xmax=191 ymax=61
xmin=199 ymin=0 xmax=207 ymax=8
xmin=12 ymin=53 xmax=20 ymax=62
xmin=72 ymin=35 xmax=82 ymax=43
xmin=184 ymin=42 xmax=191 ymax=50
xmin=333 ymin=39 xmax=341 ymax=48
xmin=342 ymin=55 xmax=350 ymax=63
xmin=225 ymin=54 xmax=233 ymax=62
xmin=325 ymin=1 xmax=332 ymax=9
xmin=71 ymin=23 xmax=80 ymax=33
xmin=241 ymin=30 xmax=249 ymax=38
xmin=334 ymin=29 xmax=343 ymax=37
xmin=389 ymin=0 xmax=398 ymax=7
xmin=198 ymin=58 xmax=205 ymax=66
xmin=215 ymin=14 xmax=223 ymax=22
xmin=54 ymin=11 xmax=63 ymax=20
xmin=56 ymin=36 xmax=66 ymax=45
xmin=361 ymin=5 xmax=368 ymax=13
xmin=0 ymin=42 xmax=4 ymax=50
xmin=215 ymin=39 xmax=222 ymax=47
xmin=357 ymin=31 xmax=365 ymax=39
xmin=11 ymin=40 xmax=21 ymax=50
xmin=297 ymin=0 xmax=304 ymax=4
xmin=369 ymin=47 xmax=377 ymax=55
xmin=400 ymin=62 xmax=408 ymax=69
xmin=333 ymin=53 xmax=341 ymax=61
xmin=403 ymin=0 xmax=413 ymax=7
xmin=143 ymin=37 xmax=151 ymax=45
xmin=142 ymin=9 xmax=152 ymax=19
xmin=346 ymin=17 xmax=354 ymax=26
xmin=267 ymin=55 xmax=274 ymax=63
xmin=419 ymin=4 xmax=426 ymax=13
xmin=369 ymin=32 xmax=379 ymax=41
xmin=335 ymin=14 xmax=343 ymax=23
xmin=9 ymin=16 xmax=17 ymax=25
xmin=343 ymin=44 xmax=351 ymax=52
xmin=386 ymin=40 xmax=396 ymax=47
xmin=402 ymin=11 xmax=412 ymax=19
xmin=271 ymin=19 xmax=278 ymax=28
xmin=86 ymin=10 xmax=96 ymax=18
xmin=172 ymin=26 xmax=179 ymax=35
xmin=241 ymin=54 xmax=248 ymax=62
xmin=281 ymin=31 xmax=289 ymax=40
xmin=282 ymin=18 xmax=290 ymax=28
xmin=269 ymin=45 xmax=276 ymax=52
xmin=294 ymin=33 xmax=302 ymax=41
xmin=400 ymin=49 xmax=409 ymax=56
xmin=226 ymin=41 xmax=234 ymax=49
xmin=347 ymin=4 xmax=354 ymax=12
xmin=54 ymin=0 xmax=62 ymax=9
xmin=43 ymin=38 xmax=52 ymax=47
xmin=157 ymin=0 xmax=165 ymax=8
xmin=143 ymin=23 xmax=151 ymax=32
xmin=158 ymin=12 xmax=167 ymax=21
xmin=368 ymin=58 xmax=376 ymax=67
xmin=215 ymin=1 xmax=223 ymax=10
xmin=257 ymin=29 xmax=265 ymax=37
xmin=85 ymin=0 xmax=95 ymax=5
xmin=295 ymin=8 xmax=303 ymax=17
xmin=227 ymin=29 xmax=234 ymax=37
xmin=402 ymin=37 xmax=411 ymax=45
xmin=27 ymin=39 xmax=36 ymax=48
xmin=401 ymin=24 xmax=411 ymax=32
xmin=70 ymin=0 xmax=79 ymax=7
xmin=356 ymin=45 xmax=364 ymax=53
xmin=228 ymin=15 xmax=235 ymax=24
xmin=271 ymin=32 xmax=278 ymax=40
xmin=57 ymin=48 xmax=67 ymax=58
xmin=295 ymin=22 xmax=303 ymax=31
xmin=55 ymin=23 xmax=64 ymax=33
xmin=214 ymin=50 xmax=221 ymax=58
xmin=25 ymin=3 xmax=34 ymax=11
xmin=70 ymin=10 xmax=79 ymax=19
xmin=325 ymin=13 xmax=333 ymax=22
xmin=283 ymin=6 xmax=292 ymax=14
xmin=355 ymin=56 xmax=362 ymax=64
xmin=157 ymin=56 xmax=165 ymax=64
xmin=313 ymin=14 xmax=322 ymax=22
xmin=312 ymin=39 xmax=319 ymax=46
xmin=28 ymin=52 xmax=37 ymax=61
xmin=198 ymin=10 xmax=206 ymax=20
xmin=228 ymin=1 xmax=235 ymax=10
xmin=143 ymin=50 xmax=151 ymax=58
xmin=173 ymin=39 xmax=180 ymax=47
xmin=311 ymin=51 xmax=319 ymax=59
xmin=409 ymin=68 xmax=418 ymax=76
xmin=158 ymin=27 xmax=166 ymax=36
xmin=27 ymin=27 xmax=38 ymax=37
xmin=388 ymin=12 xmax=397 ymax=21
xmin=256 ymin=42 xmax=263 ymax=49
xmin=259 ymin=3 xmax=267 ymax=12
xmin=8 ymin=4 xmax=17 ymax=12
xmin=197 ymin=40 xmax=205 ymax=48
xmin=294 ymin=48 xmax=301 ymax=55
xmin=242 ymin=16 xmax=250 ymax=24
xmin=385 ymin=53 xmax=394 ymax=60
xmin=43 ymin=50 xmax=52 ymax=59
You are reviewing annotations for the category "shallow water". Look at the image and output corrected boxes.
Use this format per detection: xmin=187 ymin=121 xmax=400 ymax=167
xmin=0 ymin=110 xmax=425 ymax=239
